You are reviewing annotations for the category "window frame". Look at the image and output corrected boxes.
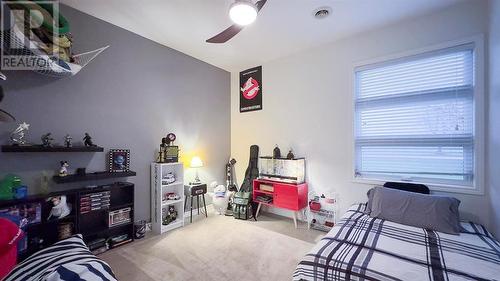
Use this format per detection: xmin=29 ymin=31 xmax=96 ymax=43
xmin=351 ymin=35 xmax=485 ymax=195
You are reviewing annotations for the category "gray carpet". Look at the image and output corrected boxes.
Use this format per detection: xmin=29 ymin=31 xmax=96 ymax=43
xmin=100 ymin=209 xmax=324 ymax=281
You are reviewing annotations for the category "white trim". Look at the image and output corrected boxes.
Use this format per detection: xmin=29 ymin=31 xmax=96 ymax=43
xmin=350 ymin=34 xmax=485 ymax=195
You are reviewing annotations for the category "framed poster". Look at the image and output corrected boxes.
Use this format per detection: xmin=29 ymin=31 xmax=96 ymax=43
xmin=108 ymin=149 xmax=130 ymax=172
xmin=240 ymin=66 xmax=262 ymax=112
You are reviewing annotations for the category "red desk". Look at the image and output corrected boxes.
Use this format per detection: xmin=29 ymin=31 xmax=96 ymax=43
xmin=253 ymin=179 xmax=308 ymax=228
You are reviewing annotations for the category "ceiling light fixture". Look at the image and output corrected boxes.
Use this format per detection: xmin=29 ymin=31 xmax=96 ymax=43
xmin=229 ymin=0 xmax=258 ymax=26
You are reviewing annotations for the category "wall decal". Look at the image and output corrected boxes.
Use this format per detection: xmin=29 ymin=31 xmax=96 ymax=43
xmin=240 ymin=66 xmax=262 ymax=112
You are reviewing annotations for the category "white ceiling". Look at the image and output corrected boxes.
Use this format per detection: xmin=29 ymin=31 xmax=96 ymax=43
xmin=62 ymin=0 xmax=464 ymax=72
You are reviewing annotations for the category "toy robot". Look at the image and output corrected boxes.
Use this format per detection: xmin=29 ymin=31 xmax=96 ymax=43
xmin=64 ymin=134 xmax=72 ymax=148
xmin=83 ymin=133 xmax=96 ymax=147
xmin=41 ymin=133 xmax=54 ymax=147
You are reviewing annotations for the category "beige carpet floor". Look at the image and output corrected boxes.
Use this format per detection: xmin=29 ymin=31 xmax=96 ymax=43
xmin=100 ymin=209 xmax=324 ymax=281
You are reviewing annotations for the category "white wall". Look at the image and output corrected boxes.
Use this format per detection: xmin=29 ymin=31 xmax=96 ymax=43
xmin=488 ymin=0 xmax=500 ymax=238
xmin=231 ymin=1 xmax=493 ymax=228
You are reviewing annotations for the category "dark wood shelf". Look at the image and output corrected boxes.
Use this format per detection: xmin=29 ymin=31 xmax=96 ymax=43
xmin=53 ymin=171 xmax=136 ymax=184
xmin=1 ymin=145 xmax=104 ymax=152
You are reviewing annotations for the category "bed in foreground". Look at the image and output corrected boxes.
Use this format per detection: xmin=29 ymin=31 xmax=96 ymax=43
xmin=294 ymin=204 xmax=500 ymax=281
xmin=4 ymin=235 xmax=117 ymax=281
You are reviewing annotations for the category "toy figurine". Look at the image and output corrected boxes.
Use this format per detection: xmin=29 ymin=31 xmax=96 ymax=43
xmin=83 ymin=133 xmax=96 ymax=147
xmin=162 ymin=205 xmax=178 ymax=225
xmin=47 ymin=196 xmax=72 ymax=220
xmin=41 ymin=133 xmax=54 ymax=147
xmin=211 ymin=182 xmax=230 ymax=215
xmin=10 ymin=122 xmax=30 ymax=145
xmin=287 ymin=149 xmax=295 ymax=160
xmin=273 ymin=145 xmax=281 ymax=158
xmin=157 ymin=137 xmax=167 ymax=163
xmin=64 ymin=134 xmax=72 ymax=148
xmin=59 ymin=161 xmax=69 ymax=177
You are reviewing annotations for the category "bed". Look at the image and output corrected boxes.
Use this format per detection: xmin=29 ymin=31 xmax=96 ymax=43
xmin=4 ymin=235 xmax=117 ymax=281
xmin=294 ymin=203 xmax=500 ymax=281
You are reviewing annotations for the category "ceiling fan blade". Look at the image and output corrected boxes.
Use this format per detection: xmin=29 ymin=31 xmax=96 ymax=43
xmin=206 ymin=24 xmax=244 ymax=43
xmin=256 ymin=0 xmax=267 ymax=11
xmin=206 ymin=0 xmax=268 ymax=43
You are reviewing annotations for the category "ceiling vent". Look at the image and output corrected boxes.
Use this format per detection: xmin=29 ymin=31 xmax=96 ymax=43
xmin=313 ymin=7 xmax=331 ymax=19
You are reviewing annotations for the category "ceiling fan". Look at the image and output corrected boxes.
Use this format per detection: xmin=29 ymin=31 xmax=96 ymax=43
xmin=206 ymin=0 xmax=267 ymax=44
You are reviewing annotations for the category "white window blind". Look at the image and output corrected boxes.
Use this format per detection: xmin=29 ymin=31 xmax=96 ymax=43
xmin=354 ymin=44 xmax=475 ymax=188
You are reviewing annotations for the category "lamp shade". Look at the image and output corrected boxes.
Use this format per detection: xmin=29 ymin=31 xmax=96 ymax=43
xmin=190 ymin=156 xmax=203 ymax=168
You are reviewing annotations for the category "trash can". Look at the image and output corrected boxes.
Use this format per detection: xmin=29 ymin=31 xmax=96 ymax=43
xmin=134 ymin=220 xmax=146 ymax=239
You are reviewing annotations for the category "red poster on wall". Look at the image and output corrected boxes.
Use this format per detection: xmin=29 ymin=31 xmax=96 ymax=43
xmin=240 ymin=66 xmax=262 ymax=112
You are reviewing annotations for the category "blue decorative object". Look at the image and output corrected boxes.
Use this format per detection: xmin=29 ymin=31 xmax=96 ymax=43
xmin=13 ymin=185 xmax=28 ymax=199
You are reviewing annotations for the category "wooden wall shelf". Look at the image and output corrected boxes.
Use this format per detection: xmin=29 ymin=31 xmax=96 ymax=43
xmin=53 ymin=171 xmax=136 ymax=184
xmin=1 ymin=145 xmax=104 ymax=152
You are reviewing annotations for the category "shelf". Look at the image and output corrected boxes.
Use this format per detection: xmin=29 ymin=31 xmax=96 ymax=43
xmin=53 ymin=171 xmax=136 ymax=184
xmin=83 ymin=222 xmax=133 ymax=236
xmin=110 ymin=203 xmax=134 ymax=211
xmin=254 ymin=200 xmax=273 ymax=207
xmin=109 ymin=221 xmax=133 ymax=229
xmin=1 ymin=145 xmax=104 ymax=152
xmin=109 ymin=239 xmax=133 ymax=249
xmin=162 ymin=181 xmax=183 ymax=188
xmin=254 ymin=189 xmax=274 ymax=195
xmin=161 ymin=220 xmax=183 ymax=233
xmin=310 ymin=223 xmax=333 ymax=232
xmin=162 ymin=199 xmax=183 ymax=207
xmin=310 ymin=209 xmax=336 ymax=216
xmin=46 ymin=215 xmax=76 ymax=223
xmin=155 ymin=162 xmax=183 ymax=166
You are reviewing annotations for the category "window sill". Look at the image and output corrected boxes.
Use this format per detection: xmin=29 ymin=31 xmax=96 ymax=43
xmin=351 ymin=177 xmax=484 ymax=196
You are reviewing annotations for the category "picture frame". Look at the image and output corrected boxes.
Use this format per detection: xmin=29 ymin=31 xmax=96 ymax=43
xmin=108 ymin=149 xmax=130 ymax=172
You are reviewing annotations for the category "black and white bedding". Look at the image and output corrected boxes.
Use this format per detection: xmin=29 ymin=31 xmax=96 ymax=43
xmin=4 ymin=235 xmax=117 ymax=281
xmin=294 ymin=204 xmax=500 ymax=281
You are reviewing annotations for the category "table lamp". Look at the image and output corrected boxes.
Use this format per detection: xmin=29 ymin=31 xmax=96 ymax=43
xmin=190 ymin=156 xmax=204 ymax=184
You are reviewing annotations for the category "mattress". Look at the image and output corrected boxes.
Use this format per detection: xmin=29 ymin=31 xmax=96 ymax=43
xmin=294 ymin=204 xmax=500 ymax=281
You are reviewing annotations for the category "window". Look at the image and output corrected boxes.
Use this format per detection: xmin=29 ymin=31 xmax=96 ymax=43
xmin=354 ymin=43 xmax=479 ymax=191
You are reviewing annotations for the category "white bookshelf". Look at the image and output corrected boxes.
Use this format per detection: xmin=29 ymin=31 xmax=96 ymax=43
xmin=151 ymin=162 xmax=185 ymax=234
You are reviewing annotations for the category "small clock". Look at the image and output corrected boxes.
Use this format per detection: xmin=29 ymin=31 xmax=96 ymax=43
xmin=166 ymin=133 xmax=176 ymax=144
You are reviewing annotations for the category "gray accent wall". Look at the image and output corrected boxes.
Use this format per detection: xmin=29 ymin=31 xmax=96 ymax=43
xmin=0 ymin=5 xmax=230 ymax=221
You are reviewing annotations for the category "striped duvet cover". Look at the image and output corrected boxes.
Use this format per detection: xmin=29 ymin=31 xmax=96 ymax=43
xmin=294 ymin=204 xmax=500 ymax=281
